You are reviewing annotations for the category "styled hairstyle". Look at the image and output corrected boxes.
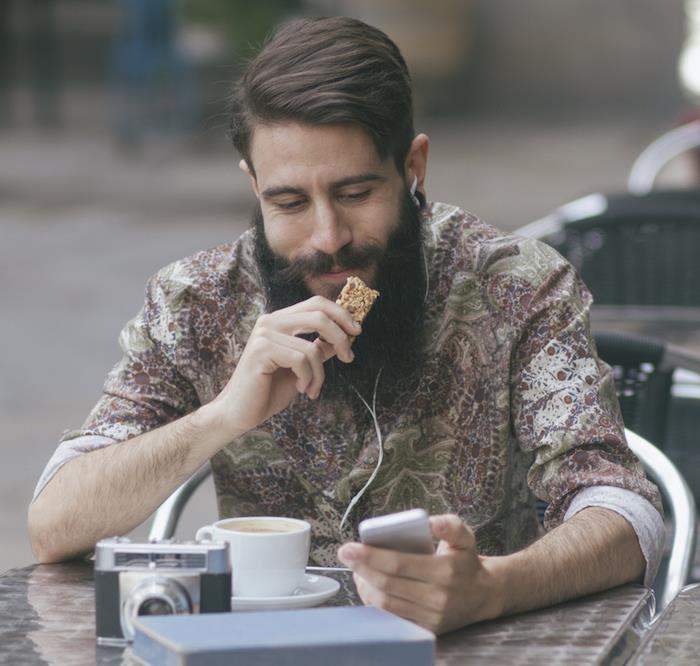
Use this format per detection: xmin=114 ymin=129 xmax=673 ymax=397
xmin=229 ymin=16 xmax=415 ymax=176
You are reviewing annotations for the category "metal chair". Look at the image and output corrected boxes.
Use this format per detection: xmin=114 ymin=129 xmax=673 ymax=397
xmin=516 ymin=190 xmax=700 ymax=307
xmin=628 ymin=120 xmax=700 ymax=195
xmin=625 ymin=430 xmax=696 ymax=611
xmin=149 ymin=463 xmax=212 ymax=541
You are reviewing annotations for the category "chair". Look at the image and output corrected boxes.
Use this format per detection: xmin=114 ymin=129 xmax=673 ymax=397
xmin=516 ymin=190 xmax=700 ymax=307
xmin=627 ymin=120 xmax=700 ymax=195
xmin=594 ymin=330 xmax=674 ymax=446
xmin=148 ymin=463 xmax=212 ymax=541
xmin=625 ymin=430 xmax=697 ymax=611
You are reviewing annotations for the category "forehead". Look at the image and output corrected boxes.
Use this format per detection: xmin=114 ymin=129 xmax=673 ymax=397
xmin=248 ymin=122 xmax=393 ymax=186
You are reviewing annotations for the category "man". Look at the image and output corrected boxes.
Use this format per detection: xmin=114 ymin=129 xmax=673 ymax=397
xmin=28 ymin=16 xmax=663 ymax=634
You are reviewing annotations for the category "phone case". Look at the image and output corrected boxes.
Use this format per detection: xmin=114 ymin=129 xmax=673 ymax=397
xmin=359 ymin=509 xmax=434 ymax=554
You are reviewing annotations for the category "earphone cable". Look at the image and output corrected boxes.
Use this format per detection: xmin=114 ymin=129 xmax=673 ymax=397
xmin=339 ymin=367 xmax=384 ymax=533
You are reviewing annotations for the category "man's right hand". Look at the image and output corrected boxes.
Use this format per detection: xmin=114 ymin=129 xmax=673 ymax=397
xmin=207 ymin=295 xmax=361 ymax=434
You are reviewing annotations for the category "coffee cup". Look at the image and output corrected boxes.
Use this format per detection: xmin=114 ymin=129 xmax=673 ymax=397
xmin=196 ymin=517 xmax=310 ymax=598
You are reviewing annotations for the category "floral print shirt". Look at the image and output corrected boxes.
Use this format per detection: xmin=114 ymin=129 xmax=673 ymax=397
xmin=35 ymin=203 xmax=663 ymax=578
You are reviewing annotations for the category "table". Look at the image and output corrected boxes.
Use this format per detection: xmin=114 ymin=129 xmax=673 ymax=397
xmin=632 ymin=582 xmax=700 ymax=664
xmin=590 ymin=306 xmax=700 ymax=371
xmin=0 ymin=561 xmax=654 ymax=665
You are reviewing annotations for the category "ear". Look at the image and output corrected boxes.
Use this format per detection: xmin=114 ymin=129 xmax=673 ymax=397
xmin=239 ymin=159 xmax=260 ymax=198
xmin=404 ymin=133 xmax=430 ymax=196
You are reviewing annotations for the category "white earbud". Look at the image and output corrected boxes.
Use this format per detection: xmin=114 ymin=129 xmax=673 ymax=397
xmin=409 ymin=175 xmax=420 ymax=207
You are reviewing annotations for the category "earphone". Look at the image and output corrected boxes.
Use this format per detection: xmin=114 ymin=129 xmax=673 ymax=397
xmin=338 ymin=175 xmax=428 ymax=532
xmin=409 ymin=175 xmax=420 ymax=207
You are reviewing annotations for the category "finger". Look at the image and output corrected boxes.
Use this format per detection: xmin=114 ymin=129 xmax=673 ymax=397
xmin=354 ymin=574 xmax=440 ymax=633
xmin=338 ymin=542 xmax=433 ymax=583
xmin=314 ymin=338 xmax=336 ymax=363
xmin=264 ymin=331 xmax=326 ymax=398
xmin=281 ymin=296 xmax=363 ymax=338
xmin=350 ymin=560 xmax=447 ymax=612
xmin=429 ymin=514 xmax=475 ymax=551
xmin=282 ymin=310 xmax=358 ymax=363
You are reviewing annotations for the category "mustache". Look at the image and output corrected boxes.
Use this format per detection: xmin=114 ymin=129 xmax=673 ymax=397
xmin=270 ymin=242 xmax=385 ymax=285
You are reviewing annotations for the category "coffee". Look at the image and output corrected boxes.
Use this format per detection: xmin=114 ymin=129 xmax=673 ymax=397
xmin=196 ymin=516 xmax=311 ymax=597
xmin=221 ymin=519 xmax=302 ymax=534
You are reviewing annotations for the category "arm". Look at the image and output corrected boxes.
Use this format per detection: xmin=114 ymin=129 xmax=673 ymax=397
xmin=338 ymin=508 xmax=645 ymax=635
xmin=29 ymin=295 xmax=360 ymax=563
xmin=28 ymin=402 xmax=237 ymax=563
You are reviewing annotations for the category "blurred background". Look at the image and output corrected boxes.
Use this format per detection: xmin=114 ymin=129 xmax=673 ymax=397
xmin=1 ymin=0 xmax=697 ymax=573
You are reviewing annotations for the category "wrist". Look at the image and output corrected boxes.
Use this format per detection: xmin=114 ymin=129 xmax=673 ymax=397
xmin=189 ymin=401 xmax=247 ymax=450
xmin=479 ymin=555 xmax=516 ymax=620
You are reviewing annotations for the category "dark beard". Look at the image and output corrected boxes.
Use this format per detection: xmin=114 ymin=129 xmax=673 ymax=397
xmin=252 ymin=190 xmax=427 ymax=405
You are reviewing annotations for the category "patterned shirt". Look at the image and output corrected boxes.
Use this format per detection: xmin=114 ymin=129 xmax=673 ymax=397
xmin=35 ymin=202 xmax=663 ymax=577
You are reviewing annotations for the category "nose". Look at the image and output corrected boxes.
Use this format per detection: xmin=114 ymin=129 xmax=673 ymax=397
xmin=308 ymin=201 xmax=352 ymax=256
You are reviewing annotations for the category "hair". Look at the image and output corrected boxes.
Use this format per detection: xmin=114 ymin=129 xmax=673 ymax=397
xmin=229 ymin=16 xmax=415 ymax=176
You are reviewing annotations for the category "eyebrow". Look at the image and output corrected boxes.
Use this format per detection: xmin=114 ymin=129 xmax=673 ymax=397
xmin=260 ymin=173 xmax=387 ymax=199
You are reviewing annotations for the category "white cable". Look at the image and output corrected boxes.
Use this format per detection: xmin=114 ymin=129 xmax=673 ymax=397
xmin=339 ymin=367 xmax=384 ymax=533
xmin=422 ymin=248 xmax=430 ymax=303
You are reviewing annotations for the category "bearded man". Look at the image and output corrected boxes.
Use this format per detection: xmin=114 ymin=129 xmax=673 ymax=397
xmin=29 ymin=16 xmax=664 ymax=634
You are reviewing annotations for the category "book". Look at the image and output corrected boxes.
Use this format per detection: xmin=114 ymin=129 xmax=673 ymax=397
xmin=131 ymin=606 xmax=435 ymax=666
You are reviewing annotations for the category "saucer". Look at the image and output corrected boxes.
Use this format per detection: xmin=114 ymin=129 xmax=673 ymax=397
xmin=231 ymin=573 xmax=341 ymax=611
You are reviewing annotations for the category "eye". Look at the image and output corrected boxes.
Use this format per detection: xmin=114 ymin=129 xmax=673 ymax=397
xmin=339 ymin=189 xmax=371 ymax=203
xmin=275 ymin=199 xmax=306 ymax=211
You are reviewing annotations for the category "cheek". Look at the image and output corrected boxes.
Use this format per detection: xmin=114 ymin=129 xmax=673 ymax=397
xmin=263 ymin=217 xmax=305 ymax=257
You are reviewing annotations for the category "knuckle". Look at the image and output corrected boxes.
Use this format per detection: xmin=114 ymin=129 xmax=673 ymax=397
xmin=430 ymin=588 xmax=450 ymax=613
xmin=312 ymin=311 xmax=329 ymax=327
xmin=435 ymin=562 xmax=455 ymax=586
xmin=383 ymin=557 xmax=401 ymax=577
xmin=373 ymin=571 xmax=391 ymax=592
xmin=443 ymin=560 xmax=459 ymax=583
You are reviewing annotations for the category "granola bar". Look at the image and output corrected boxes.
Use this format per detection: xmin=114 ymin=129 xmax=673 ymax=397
xmin=335 ymin=276 xmax=379 ymax=324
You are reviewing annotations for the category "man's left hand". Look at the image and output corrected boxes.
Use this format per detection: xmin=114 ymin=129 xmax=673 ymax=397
xmin=337 ymin=514 xmax=503 ymax=634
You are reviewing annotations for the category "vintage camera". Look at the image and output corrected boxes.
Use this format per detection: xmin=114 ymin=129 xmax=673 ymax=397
xmin=95 ymin=537 xmax=231 ymax=646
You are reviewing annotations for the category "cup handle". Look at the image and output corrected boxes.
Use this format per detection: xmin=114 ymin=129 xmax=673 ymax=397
xmin=195 ymin=526 xmax=214 ymax=541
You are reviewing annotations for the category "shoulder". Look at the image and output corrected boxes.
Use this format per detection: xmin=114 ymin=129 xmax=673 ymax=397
xmin=425 ymin=201 xmax=570 ymax=289
xmin=146 ymin=231 xmax=258 ymax=309
xmin=142 ymin=231 xmax=262 ymax=346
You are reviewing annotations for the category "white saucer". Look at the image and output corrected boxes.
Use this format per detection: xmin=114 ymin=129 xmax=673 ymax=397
xmin=231 ymin=573 xmax=341 ymax=611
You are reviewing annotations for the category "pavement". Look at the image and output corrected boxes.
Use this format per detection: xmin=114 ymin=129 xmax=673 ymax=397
xmin=0 ymin=113 xmax=683 ymax=573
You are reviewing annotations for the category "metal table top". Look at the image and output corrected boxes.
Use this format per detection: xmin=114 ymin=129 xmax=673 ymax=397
xmin=0 ymin=561 xmax=654 ymax=665
xmin=633 ymin=583 xmax=700 ymax=665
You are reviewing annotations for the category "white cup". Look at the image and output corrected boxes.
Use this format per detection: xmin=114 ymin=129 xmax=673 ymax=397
xmin=196 ymin=516 xmax=311 ymax=598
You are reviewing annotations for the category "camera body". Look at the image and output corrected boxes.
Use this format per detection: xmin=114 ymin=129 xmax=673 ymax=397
xmin=95 ymin=537 xmax=231 ymax=646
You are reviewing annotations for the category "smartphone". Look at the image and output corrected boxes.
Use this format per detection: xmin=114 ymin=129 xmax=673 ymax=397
xmin=359 ymin=508 xmax=434 ymax=554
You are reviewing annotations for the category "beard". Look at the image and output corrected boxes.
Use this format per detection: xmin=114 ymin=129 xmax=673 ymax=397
xmin=252 ymin=190 xmax=427 ymax=405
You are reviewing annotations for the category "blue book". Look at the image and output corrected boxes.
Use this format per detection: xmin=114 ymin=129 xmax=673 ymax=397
xmin=131 ymin=606 xmax=435 ymax=666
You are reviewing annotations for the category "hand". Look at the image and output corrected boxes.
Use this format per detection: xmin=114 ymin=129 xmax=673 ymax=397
xmin=209 ymin=295 xmax=361 ymax=434
xmin=337 ymin=514 xmax=503 ymax=634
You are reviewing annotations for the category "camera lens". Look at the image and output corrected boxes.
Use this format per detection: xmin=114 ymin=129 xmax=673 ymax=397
xmin=138 ymin=598 xmax=174 ymax=616
xmin=120 ymin=576 xmax=193 ymax=641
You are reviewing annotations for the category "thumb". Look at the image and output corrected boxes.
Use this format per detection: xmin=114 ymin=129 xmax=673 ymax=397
xmin=430 ymin=514 xmax=474 ymax=551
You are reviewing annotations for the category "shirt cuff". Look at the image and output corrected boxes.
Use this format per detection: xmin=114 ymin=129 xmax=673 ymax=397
xmin=32 ymin=435 xmax=117 ymax=503
xmin=563 ymin=485 xmax=665 ymax=588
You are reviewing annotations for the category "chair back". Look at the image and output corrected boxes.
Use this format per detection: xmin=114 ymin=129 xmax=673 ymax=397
xmin=517 ymin=191 xmax=700 ymax=307
xmin=594 ymin=331 xmax=674 ymax=446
